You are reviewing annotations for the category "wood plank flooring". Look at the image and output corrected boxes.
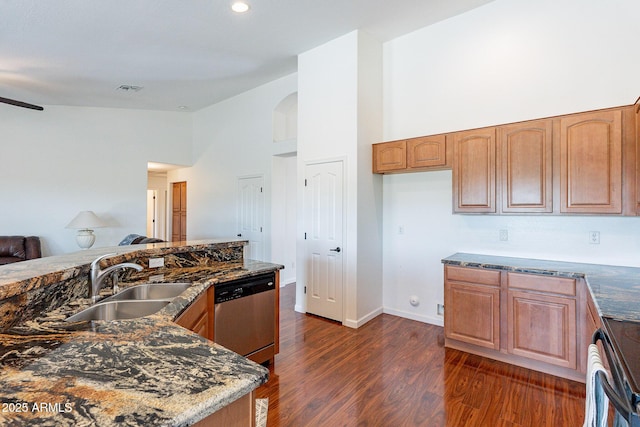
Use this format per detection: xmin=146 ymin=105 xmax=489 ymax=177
xmin=256 ymin=284 xmax=586 ymax=426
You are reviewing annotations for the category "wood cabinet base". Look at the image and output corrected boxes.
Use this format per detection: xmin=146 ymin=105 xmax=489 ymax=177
xmin=444 ymin=338 xmax=584 ymax=383
xmin=193 ymin=391 xmax=255 ymax=427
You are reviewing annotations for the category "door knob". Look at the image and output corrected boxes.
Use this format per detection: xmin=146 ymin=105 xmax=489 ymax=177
xmin=330 ymin=247 xmax=341 ymax=253
xmin=237 ymin=233 xmax=242 ymax=237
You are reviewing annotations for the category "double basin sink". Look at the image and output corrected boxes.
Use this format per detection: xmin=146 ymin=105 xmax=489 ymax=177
xmin=66 ymin=283 xmax=191 ymax=322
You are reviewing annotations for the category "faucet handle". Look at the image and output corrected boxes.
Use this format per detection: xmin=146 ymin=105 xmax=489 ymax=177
xmin=91 ymin=253 xmax=116 ymax=268
xmin=90 ymin=253 xmax=117 ymax=285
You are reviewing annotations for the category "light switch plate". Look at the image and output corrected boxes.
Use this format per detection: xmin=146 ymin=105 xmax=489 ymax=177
xmin=149 ymin=257 xmax=165 ymax=268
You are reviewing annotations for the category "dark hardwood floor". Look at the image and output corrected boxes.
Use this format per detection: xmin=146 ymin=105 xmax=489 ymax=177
xmin=256 ymin=284 xmax=586 ymax=426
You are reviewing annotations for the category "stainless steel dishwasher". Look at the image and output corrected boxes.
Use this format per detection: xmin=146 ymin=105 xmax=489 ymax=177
xmin=214 ymin=273 xmax=275 ymax=365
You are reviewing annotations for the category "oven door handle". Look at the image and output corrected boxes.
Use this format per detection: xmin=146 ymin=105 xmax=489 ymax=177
xmin=592 ymin=329 xmax=640 ymax=426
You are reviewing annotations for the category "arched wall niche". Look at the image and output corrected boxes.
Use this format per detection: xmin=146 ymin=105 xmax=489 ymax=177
xmin=273 ymin=92 xmax=298 ymax=143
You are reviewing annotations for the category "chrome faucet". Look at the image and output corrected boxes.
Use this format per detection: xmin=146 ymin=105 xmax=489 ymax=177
xmin=89 ymin=253 xmax=143 ymax=302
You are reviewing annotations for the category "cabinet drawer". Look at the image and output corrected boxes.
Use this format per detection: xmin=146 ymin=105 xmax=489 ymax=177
xmin=446 ymin=265 xmax=500 ymax=286
xmin=507 ymin=272 xmax=576 ymax=296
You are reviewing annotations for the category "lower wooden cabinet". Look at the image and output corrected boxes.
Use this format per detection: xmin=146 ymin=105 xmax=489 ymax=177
xmin=444 ymin=265 xmax=587 ymax=382
xmin=193 ymin=391 xmax=255 ymax=427
xmin=507 ymin=290 xmax=577 ymax=369
xmin=444 ymin=266 xmax=500 ymax=350
xmin=175 ymin=287 xmax=214 ymax=341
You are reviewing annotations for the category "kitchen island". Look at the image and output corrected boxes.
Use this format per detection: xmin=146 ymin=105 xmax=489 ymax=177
xmin=0 ymin=239 xmax=282 ymax=426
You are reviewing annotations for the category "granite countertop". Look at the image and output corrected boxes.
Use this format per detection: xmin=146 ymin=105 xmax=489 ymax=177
xmin=0 ymin=241 xmax=282 ymax=426
xmin=442 ymin=252 xmax=640 ymax=322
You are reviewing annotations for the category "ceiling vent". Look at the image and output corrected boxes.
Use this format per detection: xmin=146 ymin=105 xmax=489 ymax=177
xmin=116 ymin=85 xmax=143 ymax=92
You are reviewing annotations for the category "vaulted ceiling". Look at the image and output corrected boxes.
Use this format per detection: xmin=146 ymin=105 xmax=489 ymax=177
xmin=1 ymin=0 xmax=493 ymax=111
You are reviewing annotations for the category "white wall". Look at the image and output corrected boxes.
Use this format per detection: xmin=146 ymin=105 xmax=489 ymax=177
xmin=297 ymin=31 xmax=383 ymax=326
xmin=169 ymin=73 xmax=298 ymax=262
xmin=271 ymin=155 xmax=297 ymax=285
xmin=0 ymin=105 xmax=191 ymax=255
xmin=382 ymin=0 xmax=640 ymax=326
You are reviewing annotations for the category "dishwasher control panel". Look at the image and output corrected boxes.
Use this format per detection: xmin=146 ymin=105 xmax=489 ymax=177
xmin=214 ymin=273 xmax=275 ymax=304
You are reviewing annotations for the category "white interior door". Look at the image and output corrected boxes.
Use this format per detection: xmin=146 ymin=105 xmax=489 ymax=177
xmin=304 ymin=161 xmax=344 ymax=322
xmin=238 ymin=176 xmax=264 ymax=260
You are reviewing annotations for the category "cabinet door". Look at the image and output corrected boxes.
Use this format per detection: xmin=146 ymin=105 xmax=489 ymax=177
xmin=451 ymin=128 xmax=496 ymax=213
xmin=407 ymin=135 xmax=447 ymax=169
xmin=560 ymin=109 xmax=622 ymax=213
xmin=445 ymin=282 xmax=500 ymax=350
xmin=372 ymin=141 xmax=406 ymax=173
xmin=507 ymin=290 xmax=577 ymax=369
xmin=175 ymin=290 xmax=213 ymax=340
xmin=499 ymin=120 xmax=553 ymax=213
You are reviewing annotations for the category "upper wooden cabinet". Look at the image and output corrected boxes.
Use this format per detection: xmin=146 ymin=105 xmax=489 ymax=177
xmin=374 ymin=102 xmax=638 ymax=215
xmin=372 ymin=140 xmax=406 ymax=172
xmin=499 ymin=120 xmax=553 ymax=213
xmin=372 ymin=135 xmax=449 ymax=173
xmin=451 ymin=127 xmax=496 ymax=213
xmin=407 ymin=135 xmax=447 ymax=168
xmin=559 ymin=109 xmax=623 ymax=214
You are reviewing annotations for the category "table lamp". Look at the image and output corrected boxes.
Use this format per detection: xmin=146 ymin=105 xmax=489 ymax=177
xmin=66 ymin=211 xmax=107 ymax=249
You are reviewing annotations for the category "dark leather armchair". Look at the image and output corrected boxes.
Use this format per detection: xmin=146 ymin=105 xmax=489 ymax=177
xmin=0 ymin=236 xmax=42 ymax=265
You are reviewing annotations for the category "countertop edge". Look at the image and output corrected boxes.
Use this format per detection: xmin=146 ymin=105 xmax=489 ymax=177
xmin=442 ymin=252 xmax=640 ymax=322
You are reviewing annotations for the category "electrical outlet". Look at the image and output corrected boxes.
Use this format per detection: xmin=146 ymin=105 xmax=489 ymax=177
xmin=437 ymin=304 xmax=444 ymax=316
xmin=149 ymin=257 xmax=165 ymax=268
xmin=589 ymin=231 xmax=600 ymax=245
xmin=499 ymin=229 xmax=508 ymax=241
xmin=398 ymin=225 xmax=405 ymax=235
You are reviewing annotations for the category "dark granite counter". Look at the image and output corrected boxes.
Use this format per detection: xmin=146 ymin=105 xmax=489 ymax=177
xmin=442 ymin=252 xmax=640 ymax=322
xmin=0 ymin=241 xmax=283 ymax=426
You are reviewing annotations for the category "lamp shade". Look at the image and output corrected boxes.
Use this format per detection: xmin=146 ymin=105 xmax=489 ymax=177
xmin=66 ymin=211 xmax=107 ymax=230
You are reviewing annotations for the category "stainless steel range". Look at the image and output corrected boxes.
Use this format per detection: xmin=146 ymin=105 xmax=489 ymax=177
xmin=594 ymin=319 xmax=640 ymax=426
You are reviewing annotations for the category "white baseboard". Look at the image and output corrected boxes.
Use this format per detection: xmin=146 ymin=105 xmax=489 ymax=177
xmin=344 ymin=306 xmax=383 ymax=329
xmin=280 ymin=277 xmax=295 ymax=287
xmin=291 ymin=304 xmax=443 ymax=328
xmin=382 ymin=307 xmax=444 ymax=327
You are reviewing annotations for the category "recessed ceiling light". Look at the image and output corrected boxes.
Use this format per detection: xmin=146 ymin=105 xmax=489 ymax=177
xmin=231 ymin=1 xmax=250 ymax=13
xmin=178 ymin=105 xmax=189 ymax=110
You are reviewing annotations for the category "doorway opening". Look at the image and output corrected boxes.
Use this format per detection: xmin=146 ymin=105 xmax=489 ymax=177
xmin=147 ymin=162 xmax=184 ymax=242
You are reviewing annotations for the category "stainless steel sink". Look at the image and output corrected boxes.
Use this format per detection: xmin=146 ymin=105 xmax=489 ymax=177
xmin=102 ymin=283 xmax=191 ymax=302
xmin=66 ymin=300 xmax=171 ymax=322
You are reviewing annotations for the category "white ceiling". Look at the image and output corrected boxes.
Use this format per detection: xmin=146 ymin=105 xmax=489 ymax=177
xmin=1 ymin=0 xmax=493 ymax=112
